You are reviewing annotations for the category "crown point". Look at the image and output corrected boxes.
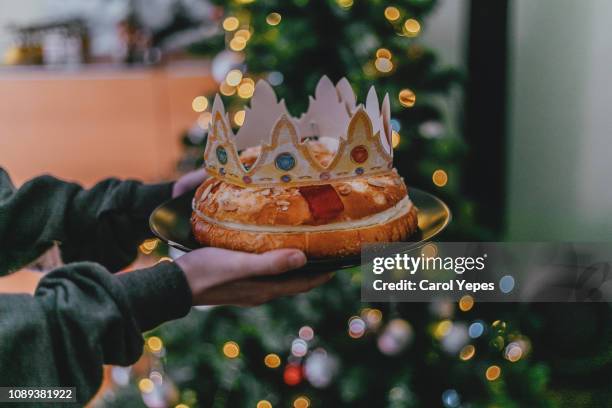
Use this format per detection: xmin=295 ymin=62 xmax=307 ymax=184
xmin=336 ymin=77 xmax=356 ymax=112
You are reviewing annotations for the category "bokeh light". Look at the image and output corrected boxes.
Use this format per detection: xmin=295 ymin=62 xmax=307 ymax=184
xmin=146 ymin=336 xmax=163 ymax=353
xmin=266 ymin=12 xmax=282 ymax=26
xmin=222 ymin=341 xmax=240 ymax=358
xmin=468 ymin=321 xmax=485 ymax=338
xmin=404 ymin=19 xmax=421 ymax=36
xmin=399 ymin=89 xmax=416 ymax=107
xmin=222 ymin=17 xmax=239 ymax=32
xmin=374 ymin=57 xmax=393 ymax=73
xmin=348 ymin=316 xmax=367 ymax=338
xmin=220 ymin=82 xmax=236 ymax=96
xmin=229 ymin=37 xmax=247 ymax=51
xmin=293 ymin=396 xmax=310 ymax=408
xmin=459 ymin=344 xmax=475 ymax=361
xmin=392 ymin=131 xmax=401 ymax=148
xmin=264 ymin=353 xmax=281 ymax=368
xmin=299 ymin=326 xmax=314 ymax=341
xmin=384 ymin=6 xmax=401 ymax=22
xmin=191 ymin=96 xmax=208 ymax=112
xmin=376 ymin=48 xmax=392 ymax=59
xmin=225 ymin=69 xmax=243 ymax=86
xmin=458 ymin=295 xmax=474 ymax=312
xmin=237 ymin=79 xmax=255 ymax=98
xmin=336 ymin=0 xmax=354 ymax=9
xmin=432 ymin=169 xmax=448 ymax=187
xmin=291 ymin=338 xmax=308 ymax=357
xmin=434 ymin=320 xmax=453 ymax=339
xmin=138 ymin=378 xmax=154 ymax=393
xmin=505 ymin=342 xmax=523 ymax=362
xmin=257 ymin=401 xmax=272 ymax=408
xmin=233 ymin=110 xmax=246 ymax=126
xmin=485 ymin=365 xmax=501 ymax=381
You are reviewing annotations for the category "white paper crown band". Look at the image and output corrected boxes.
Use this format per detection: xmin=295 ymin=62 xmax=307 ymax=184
xmin=204 ymin=75 xmax=393 ymax=188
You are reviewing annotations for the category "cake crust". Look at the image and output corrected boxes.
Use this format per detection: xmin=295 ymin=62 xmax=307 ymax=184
xmin=191 ymin=205 xmax=418 ymax=258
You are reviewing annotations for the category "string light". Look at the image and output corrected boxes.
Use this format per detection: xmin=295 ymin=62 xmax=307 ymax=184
xmin=266 ymin=12 xmax=282 ymax=26
xmin=432 ymin=169 xmax=448 ymax=187
xmin=459 ymin=345 xmax=476 ymax=361
xmin=293 ymin=396 xmax=310 ymax=408
xmin=283 ymin=364 xmax=302 ymax=386
xmin=434 ymin=320 xmax=453 ymax=339
xmin=222 ymin=341 xmax=240 ymax=358
xmin=192 ymin=96 xmax=208 ymax=112
xmin=505 ymin=342 xmax=523 ymax=362
xmin=225 ymin=69 xmax=243 ymax=86
xmin=235 ymin=29 xmax=251 ymax=41
xmin=348 ymin=316 xmax=366 ymax=338
xmin=485 ymin=365 xmax=501 ymax=381
xmin=233 ymin=110 xmax=246 ymax=126
xmin=222 ymin=16 xmax=240 ymax=32
xmin=398 ymin=89 xmax=416 ymax=108
xmin=403 ymin=19 xmax=421 ymax=36
xmin=384 ymin=6 xmax=401 ymax=21
xmin=257 ymin=401 xmax=273 ymax=408
xmin=458 ymin=295 xmax=474 ymax=312
xmin=264 ymin=353 xmax=281 ymax=368
xmin=374 ymin=57 xmax=393 ymax=73
xmin=138 ymin=378 xmax=154 ymax=393
xmin=146 ymin=336 xmax=163 ymax=353
xmin=492 ymin=320 xmax=507 ymax=333
xmin=237 ymin=78 xmax=255 ymax=98
xmin=392 ymin=131 xmax=401 ymax=148
xmin=220 ymin=82 xmax=236 ymax=96
xmin=376 ymin=48 xmax=392 ymax=59
xmin=336 ymin=0 xmax=353 ymax=9
xmin=299 ymin=326 xmax=314 ymax=341
xmin=230 ymin=37 xmax=247 ymax=51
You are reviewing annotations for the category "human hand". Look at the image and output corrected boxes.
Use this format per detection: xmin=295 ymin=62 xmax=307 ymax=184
xmin=172 ymin=169 xmax=208 ymax=198
xmin=176 ymin=247 xmax=333 ymax=306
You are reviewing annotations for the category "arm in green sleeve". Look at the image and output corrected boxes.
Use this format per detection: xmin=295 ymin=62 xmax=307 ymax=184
xmin=0 ymin=168 xmax=173 ymax=274
xmin=0 ymin=261 xmax=192 ymax=405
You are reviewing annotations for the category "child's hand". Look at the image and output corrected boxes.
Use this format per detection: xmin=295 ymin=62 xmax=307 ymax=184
xmin=176 ymin=248 xmax=333 ymax=306
xmin=172 ymin=169 xmax=208 ymax=198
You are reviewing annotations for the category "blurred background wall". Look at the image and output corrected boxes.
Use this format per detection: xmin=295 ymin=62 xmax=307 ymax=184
xmin=507 ymin=0 xmax=612 ymax=241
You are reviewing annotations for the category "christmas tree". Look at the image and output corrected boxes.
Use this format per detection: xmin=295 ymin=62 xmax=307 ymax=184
xmin=99 ymin=1 xmax=611 ymax=407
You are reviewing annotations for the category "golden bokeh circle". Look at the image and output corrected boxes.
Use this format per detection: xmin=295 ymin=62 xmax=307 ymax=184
xmin=432 ymin=169 xmax=448 ymax=187
xmin=266 ymin=12 xmax=282 ymax=26
xmin=486 ymin=365 xmax=501 ymax=381
xmin=384 ymin=6 xmax=401 ymax=21
xmin=404 ymin=19 xmax=421 ymax=36
xmin=459 ymin=295 xmax=474 ymax=312
xmin=459 ymin=345 xmax=476 ymax=361
xmin=264 ymin=353 xmax=281 ymax=368
xmin=399 ymin=89 xmax=416 ymax=108
xmin=222 ymin=17 xmax=239 ymax=32
xmin=222 ymin=341 xmax=240 ymax=359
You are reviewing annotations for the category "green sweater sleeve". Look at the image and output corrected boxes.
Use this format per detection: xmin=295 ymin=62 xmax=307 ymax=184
xmin=0 ymin=168 xmax=173 ymax=274
xmin=0 ymin=261 xmax=192 ymax=405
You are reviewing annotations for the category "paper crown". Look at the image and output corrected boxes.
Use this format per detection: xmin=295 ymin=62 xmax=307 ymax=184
xmin=204 ymin=75 xmax=393 ymax=188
